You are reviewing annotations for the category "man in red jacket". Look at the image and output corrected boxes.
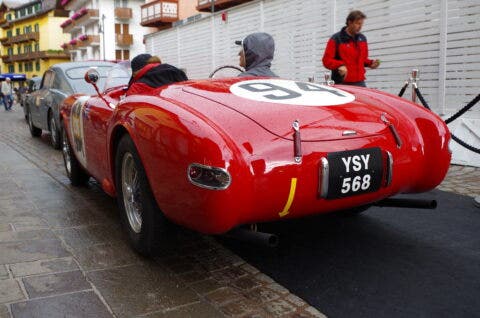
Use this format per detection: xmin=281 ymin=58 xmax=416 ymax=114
xmin=322 ymin=10 xmax=380 ymax=87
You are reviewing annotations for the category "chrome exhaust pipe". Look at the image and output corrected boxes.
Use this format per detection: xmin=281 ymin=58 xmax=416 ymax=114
xmin=375 ymin=198 xmax=437 ymax=209
xmin=223 ymin=226 xmax=279 ymax=247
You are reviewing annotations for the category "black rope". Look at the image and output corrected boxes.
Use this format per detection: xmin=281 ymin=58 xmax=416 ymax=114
xmin=407 ymin=85 xmax=480 ymax=155
xmin=413 ymin=86 xmax=431 ymax=110
xmin=398 ymin=82 xmax=409 ymax=97
xmin=451 ymin=133 xmax=480 ymax=154
xmin=445 ymin=94 xmax=480 ymax=124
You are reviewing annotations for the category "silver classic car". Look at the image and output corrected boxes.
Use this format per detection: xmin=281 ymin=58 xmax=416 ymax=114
xmin=25 ymin=61 xmax=116 ymax=149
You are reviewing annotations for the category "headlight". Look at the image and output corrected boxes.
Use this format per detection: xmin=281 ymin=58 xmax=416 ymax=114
xmin=187 ymin=163 xmax=231 ymax=190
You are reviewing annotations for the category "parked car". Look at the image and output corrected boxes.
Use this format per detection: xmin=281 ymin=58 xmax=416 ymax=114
xmin=60 ymin=63 xmax=451 ymax=256
xmin=25 ymin=61 xmax=116 ymax=149
xmin=21 ymin=77 xmax=42 ymax=119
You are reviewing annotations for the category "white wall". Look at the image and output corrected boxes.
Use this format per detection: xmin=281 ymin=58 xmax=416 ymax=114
xmin=145 ymin=0 xmax=480 ymax=166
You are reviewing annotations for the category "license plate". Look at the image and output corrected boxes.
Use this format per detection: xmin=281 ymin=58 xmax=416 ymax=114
xmin=321 ymin=147 xmax=383 ymax=199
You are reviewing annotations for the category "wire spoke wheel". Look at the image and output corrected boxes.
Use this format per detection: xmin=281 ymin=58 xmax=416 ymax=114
xmin=121 ymin=152 xmax=143 ymax=233
xmin=62 ymin=129 xmax=71 ymax=176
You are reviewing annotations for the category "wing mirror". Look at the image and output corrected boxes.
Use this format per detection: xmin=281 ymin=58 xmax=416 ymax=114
xmin=85 ymin=68 xmax=100 ymax=84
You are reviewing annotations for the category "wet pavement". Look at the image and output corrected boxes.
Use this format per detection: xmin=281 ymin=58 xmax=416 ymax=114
xmin=1 ymin=105 xmax=478 ymax=317
xmin=0 ymin=106 xmax=325 ymax=317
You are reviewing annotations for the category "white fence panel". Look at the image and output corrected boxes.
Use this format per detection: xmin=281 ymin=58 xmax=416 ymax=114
xmin=145 ymin=0 xmax=480 ymax=166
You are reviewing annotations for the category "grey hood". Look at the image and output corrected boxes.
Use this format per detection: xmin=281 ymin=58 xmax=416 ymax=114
xmin=239 ymin=32 xmax=278 ymax=77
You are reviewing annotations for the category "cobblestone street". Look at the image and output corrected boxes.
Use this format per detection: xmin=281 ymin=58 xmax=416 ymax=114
xmin=0 ymin=106 xmax=325 ymax=317
xmin=0 ymin=105 xmax=479 ymax=318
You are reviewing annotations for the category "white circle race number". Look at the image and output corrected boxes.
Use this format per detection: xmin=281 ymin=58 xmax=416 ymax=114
xmin=230 ymin=79 xmax=355 ymax=106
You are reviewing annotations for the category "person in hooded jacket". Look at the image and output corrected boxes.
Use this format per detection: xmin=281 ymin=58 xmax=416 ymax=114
xmin=126 ymin=54 xmax=188 ymax=96
xmin=236 ymin=32 xmax=278 ymax=77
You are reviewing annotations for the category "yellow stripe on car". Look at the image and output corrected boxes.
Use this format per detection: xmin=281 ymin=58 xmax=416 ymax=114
xmin=279 ymin=178 xmax=297 ymax=217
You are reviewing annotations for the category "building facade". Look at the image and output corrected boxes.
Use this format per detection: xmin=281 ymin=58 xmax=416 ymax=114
xmin=0 ymin=0 xmax=70 ymax=78
xmin=58 ymin=0 xmax=145 ymax=62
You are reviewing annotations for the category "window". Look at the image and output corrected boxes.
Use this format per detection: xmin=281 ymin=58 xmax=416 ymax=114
xmin=8 ymin=64 xmax=14 ymax=73
xmin=35 ymin=61 xmax=40 ymax=72
xmin=7 ymin=48 xmax=13 ymax=56
xmin=34 ymin=43 xmax=39 ymax=52
xmin=24 ymin=25 xmax=32 ymax=33
xmin=114 ymin=0 xmax=128 ymax=8
xmin=6 ymin=30 xmax=12 ymax=38
xmin=19 ymin=63 xmax=23 ymax=72
xmin=27 ymin=6 xmax=33 ymax=14
xmin=34 ymin=23 xmax=39 ymax=32
xmin=123 ymin=24 xmax=129 ymax=34
xmin=17 ymin=46 xmax=21 ymax=54
xmin=6 ymin=13 xmax=11 ymax=21
xmin=34 ymin=3 xmax=41 ymax=12
xmin=16 ymin=28 xmax=20 ymax=36
xmin=115 ymin=49 xmax=129 ymax=60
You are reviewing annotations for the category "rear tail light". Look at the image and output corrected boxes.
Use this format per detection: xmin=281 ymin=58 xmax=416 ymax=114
xmin=187 ymin=163 xmax=231 ymax=190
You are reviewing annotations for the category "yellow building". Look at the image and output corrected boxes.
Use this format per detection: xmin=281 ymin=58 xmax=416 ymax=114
xmin=0 ymin=0 xmax=70 ymax=78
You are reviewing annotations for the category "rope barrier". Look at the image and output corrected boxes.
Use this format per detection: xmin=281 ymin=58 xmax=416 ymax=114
xmin=398 ymin=81 xmax=409 ymax=97
xmin=444 ymin=94 xmax=480 ymax=124
xmin=413 ymin=85 xmax=431 ymax=110
xmin=404 ymin=82 xmax=480 ymax=155
xmin=451 ymin=134 xmax=480 ymax=154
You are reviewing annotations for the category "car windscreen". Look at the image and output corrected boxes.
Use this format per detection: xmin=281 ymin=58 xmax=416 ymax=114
xmin=65 ymin=66 xmax=112 ymax=95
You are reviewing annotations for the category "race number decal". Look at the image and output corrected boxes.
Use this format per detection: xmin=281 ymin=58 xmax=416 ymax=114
xmin=69 ymin=96 xmax=90 ymax=168
xmin=230 ymin=79 xmax=355 ymax=106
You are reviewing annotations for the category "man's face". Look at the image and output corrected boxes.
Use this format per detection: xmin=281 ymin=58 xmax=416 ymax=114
xmin=347 ymin=18 xmax=364 ymax=35
xmin=238 ymin=48 xmax=246 ymax=68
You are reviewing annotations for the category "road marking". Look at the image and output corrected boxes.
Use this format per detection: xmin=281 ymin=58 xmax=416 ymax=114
xmin=279 ymin=178 xmax=297 ymax=217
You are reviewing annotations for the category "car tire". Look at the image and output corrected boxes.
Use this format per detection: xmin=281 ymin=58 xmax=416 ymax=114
xmin=115 ymin=134 xmax=171 ymax=256
xmin=27 ymin=108 xmax=42 ymax=137
xmin=61 ymin=127 xmax=89 ymax=186
xmin=49 ymin=113 xmax=61 ymax=150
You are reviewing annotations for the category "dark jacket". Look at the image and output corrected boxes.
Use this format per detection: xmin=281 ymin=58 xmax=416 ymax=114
xmin=322 ymin=27 xmax=373 ymax=83
xmin=239 ymin=33 xmax=278 ymax=78
xmin=127 ymin=63 xmax=188 ymax=95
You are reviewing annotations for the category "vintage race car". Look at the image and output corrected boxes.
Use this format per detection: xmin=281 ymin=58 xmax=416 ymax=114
xmin=60 ymin=63 xmax=451 ymax=255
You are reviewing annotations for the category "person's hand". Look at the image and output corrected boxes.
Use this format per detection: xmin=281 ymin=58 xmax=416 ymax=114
xmin=370 ymin=59 xmax=380 ymax=69
xmin=338 ymin=65 xmax=348 ymax=77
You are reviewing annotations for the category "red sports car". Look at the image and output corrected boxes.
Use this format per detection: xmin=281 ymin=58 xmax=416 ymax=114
xmin=60 ymin=63 xmax=451 ymax=255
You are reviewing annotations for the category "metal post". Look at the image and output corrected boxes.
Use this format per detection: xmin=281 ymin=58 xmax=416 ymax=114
xmin=410 ymin=69 xmax=419 ymax=103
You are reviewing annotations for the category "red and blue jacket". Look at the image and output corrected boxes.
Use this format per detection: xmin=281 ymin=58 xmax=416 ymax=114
xmin=322 ymin=27 xmax=373 ymax=83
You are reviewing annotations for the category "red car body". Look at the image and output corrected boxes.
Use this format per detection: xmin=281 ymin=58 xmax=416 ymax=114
xmin=60 ymin=77 xmax=451 ymax=234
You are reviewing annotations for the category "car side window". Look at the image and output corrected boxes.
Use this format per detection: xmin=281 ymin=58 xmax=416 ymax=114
xmin=41 ymin=71 xmax=54 ymax=89
xmin=52 ymin=72 xmax=73 ymax=95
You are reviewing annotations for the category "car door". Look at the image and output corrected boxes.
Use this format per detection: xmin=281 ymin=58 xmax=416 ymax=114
xmin=50 ymin=71 xmax=73 ymax=128
xmin=31 ymin=71 xmax=54 ymax=129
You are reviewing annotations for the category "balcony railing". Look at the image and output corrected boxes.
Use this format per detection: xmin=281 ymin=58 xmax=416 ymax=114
xmin=72 ymin=8 xmax=99 ymax=28
xmin=1 ymin=51 xmax=69 ymax=63
xmin=115 ymin=7 xmax=132 ymax=20
xmin=140 ymin=0 xmax=178 ymax=27
xmin=0 ymin=32 xmax=39 ymax=46
xmin=77 ymin=34 xmax=100 ymax=47
xmin=196 ymin=0 xmax=254 ymax=12
xmin=115 ymin=34 xmax=133 ymax=46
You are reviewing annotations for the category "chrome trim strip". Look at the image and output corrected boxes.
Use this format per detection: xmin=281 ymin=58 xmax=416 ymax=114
xmin=386 ymin=151 xmax=393 ymax=186
xmin=320 ymin=157 xmax=329 ymax=198
xmin=342 ymin=130 xmax=357 ymax=136
xmin=187 ymin=163 xmax=231 ymax=190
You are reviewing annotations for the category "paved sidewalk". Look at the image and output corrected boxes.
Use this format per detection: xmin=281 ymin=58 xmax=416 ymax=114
xmin=0 ymin=107 xmax=325 ymax=317
xmin=1 ymin=105 xmax=478 ymax=317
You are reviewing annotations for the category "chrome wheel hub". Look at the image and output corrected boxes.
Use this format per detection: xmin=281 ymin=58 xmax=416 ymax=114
xmin=121 ymin=153 xmax=142 ymax=233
